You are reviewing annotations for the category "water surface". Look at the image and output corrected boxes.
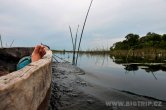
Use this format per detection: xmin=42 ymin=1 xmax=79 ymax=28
xmin=53 ymin=52 xmax=166 ymax=101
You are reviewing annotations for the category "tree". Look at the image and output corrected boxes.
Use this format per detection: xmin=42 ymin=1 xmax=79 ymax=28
xmin=125 ymin=33 xmax=139 ymax=48
xmin=159 ymin=41 xmax=166 ymax=49
xmin=146 ymin=32 xmax=161 ymax=41
xmin=110 ymin=32 xmax=166 ymax=50
xmin=162 ymin=34 xmax=166 ymax=41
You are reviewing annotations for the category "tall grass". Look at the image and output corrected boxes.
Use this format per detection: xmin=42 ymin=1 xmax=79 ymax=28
xmin=69 ymin=0 xmax=94 ymax=65
xmin=10 ymin=40 xmax=14 ymax=47
xmin=73 ymin=25 xmax=79 ymax=64
xmin=0 ymin=34 xmax=3 ymax=48
xmin=69 ymin=26 xmax=74 ymax=50
xmin=69 ymin=25 xmax=79 ymax=65
xmin=0 ymin=35 xmax=14 ymax=48
xmin=76 ymin=0 xmax=94 ymax=64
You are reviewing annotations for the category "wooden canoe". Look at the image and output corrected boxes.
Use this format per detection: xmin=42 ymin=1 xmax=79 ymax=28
xmin=0 ymin=48 xmax=52 ymax=110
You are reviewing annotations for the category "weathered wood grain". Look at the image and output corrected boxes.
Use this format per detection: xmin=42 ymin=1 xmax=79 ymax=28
xmin=0 ymin=50 xmax=52 ymax=110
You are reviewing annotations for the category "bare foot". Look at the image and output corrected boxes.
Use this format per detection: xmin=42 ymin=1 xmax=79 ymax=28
xmin=31 ymin=45 xmax=46 ymax=62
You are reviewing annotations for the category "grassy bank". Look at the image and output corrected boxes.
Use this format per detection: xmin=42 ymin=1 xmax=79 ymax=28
xmin=110 ymin=48 xmax=166 ymax=60
xmin=52 ymin=49 xmax=110 ymax=55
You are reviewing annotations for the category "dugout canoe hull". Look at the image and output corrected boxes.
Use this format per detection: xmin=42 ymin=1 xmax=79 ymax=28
xmin=0 ymin=48 xmax=52 ymax=110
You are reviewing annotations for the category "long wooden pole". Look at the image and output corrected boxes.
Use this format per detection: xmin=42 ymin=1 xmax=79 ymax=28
xmin=76 ymin=0 xmax=93 ymax=64
xmin=73 ymin=25 xmax=79 ymax=64
xmin=69 ymin=26 xmax=74 ymax=50
xmin=69 ymin=26 xmax=76 ymax=64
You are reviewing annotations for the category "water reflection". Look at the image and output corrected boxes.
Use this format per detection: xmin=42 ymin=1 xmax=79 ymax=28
xmin=53 ymin=52 xmax=166 ymax=101
xmin=110 ymin=55 xmax=166 ymax=81
xmin=111 ymin=55 xmax=166 ymax=72
xmin=54 ymin=52 xmax=166 ymax=73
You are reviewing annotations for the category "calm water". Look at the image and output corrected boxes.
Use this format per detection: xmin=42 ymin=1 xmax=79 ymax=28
xmin=53 ymin=53 xmax=166 ymax=101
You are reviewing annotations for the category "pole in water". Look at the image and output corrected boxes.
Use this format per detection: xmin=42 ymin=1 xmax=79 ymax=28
xmin=76 ymin=0 xmax=94 ymax=64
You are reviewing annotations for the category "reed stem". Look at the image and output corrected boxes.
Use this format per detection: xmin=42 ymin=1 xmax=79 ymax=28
xmin=10 ymin=40 xmax=14 ymax=47
xmin=73 ymin=25 xmax=79 ymax=64
xmin=69 ymin=26 xmax=74 ymax=50
xmin=76 ymin=0 xmax=93 ymax=64
xmin=0 ymin=34 xmax=3 ymax=48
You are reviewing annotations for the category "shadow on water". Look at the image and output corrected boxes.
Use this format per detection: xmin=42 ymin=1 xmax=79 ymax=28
xmin=109 ymin=55 xmax=166 ymax=81
xmin=110 ymin=55 xmax=166 ymax=73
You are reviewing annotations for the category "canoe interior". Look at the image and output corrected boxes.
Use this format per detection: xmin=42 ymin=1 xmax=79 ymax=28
xmin=0 ymin=47 xmax=33 ymax=76
xmin=0 ymin=50 xmax=52 ymax=110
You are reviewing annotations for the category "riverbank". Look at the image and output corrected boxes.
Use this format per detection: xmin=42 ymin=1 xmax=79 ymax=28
xmin=49 ymin=62 xmax=166 ymax=110
xmin=52 ymin=50 xmax=110 ymax=55
xmin=110 ymin=48 xmax=166 ymax=60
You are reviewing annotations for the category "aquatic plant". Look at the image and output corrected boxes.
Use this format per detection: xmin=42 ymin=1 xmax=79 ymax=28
xmin=69 ymin=0 xmax=94 ymax=65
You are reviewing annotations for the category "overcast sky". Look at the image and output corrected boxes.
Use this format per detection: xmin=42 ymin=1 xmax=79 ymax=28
xmin=0 ymin=0 xmax=166 ymax=50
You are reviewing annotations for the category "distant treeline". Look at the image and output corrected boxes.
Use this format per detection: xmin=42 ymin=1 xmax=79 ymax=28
xmin=110 ymin=32 xmax=166 ymax=50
